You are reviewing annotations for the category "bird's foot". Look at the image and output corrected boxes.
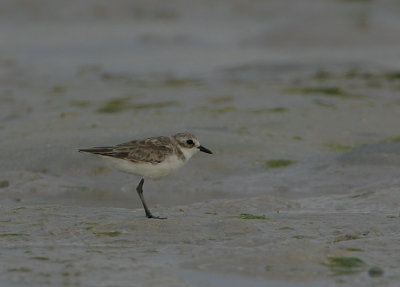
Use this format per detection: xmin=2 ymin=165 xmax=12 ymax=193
xmin=146 ymin=213 xmax=167 ymax=219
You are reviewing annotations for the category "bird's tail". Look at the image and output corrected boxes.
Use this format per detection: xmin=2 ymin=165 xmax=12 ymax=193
xmin=79 ymin=147 xmax=114 ymax=155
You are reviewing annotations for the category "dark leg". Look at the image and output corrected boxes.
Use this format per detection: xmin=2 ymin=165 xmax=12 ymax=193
xmin=136 ymin=178 xmax=166 ymax=219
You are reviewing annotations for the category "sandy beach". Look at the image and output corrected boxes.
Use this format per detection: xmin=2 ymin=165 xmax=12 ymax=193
xmin=1 ymin=0 xmax=400 ymax=286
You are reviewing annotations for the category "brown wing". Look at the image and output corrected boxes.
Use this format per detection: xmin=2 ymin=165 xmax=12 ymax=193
xmin=79 ymin=136 xmax=175 ymax=164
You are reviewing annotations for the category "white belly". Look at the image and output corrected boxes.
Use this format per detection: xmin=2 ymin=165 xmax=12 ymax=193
xmin=102 ymin=155 xmax=187 ymax=179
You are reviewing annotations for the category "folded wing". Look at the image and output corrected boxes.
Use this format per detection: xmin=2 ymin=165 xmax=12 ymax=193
xmin=79 ymin=137 xmax=175 ymax=164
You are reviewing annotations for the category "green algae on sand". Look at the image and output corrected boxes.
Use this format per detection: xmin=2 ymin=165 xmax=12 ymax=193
xmin=263 ymin=159 xmax=296 ymax=168
xmin=97 ymin=98 xmax=180 ymax=113
xmin=325 ymin=257 xmax=366 ymax=276
xmin=0 ymin=233 xmax=29 ymax=237
xmin=236 ymin=214 xmax=271 ymax=220
xmin=286 ymin=86 xmax=361 ymax=99
xmin=97 ymin=98 xmax=130 ymax=113
xmin=93 ymin=231 xmax=122 ymax=237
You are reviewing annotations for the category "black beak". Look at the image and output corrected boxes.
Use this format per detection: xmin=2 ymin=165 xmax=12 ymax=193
xmin=198 ymin=145 xmax=213 ymax=154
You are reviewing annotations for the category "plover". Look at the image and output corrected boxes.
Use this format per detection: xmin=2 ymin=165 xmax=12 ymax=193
xmin=79 ymin=133 xmax=212 ymax=219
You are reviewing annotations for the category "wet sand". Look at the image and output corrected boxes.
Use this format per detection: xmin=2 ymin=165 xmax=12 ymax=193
xmin=1 ymin=1 xmax=400 ymax=286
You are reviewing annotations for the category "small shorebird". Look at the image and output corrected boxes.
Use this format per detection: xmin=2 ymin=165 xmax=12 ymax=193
xmin=79 ymin=133 xmax=212 ymax=219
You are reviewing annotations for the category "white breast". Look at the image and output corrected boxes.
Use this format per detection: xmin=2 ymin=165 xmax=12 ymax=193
xmin=102 ymin=154 xmax=187 ymax=179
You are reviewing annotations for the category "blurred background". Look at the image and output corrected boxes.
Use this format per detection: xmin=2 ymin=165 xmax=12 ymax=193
xmin=2 ymin=0 xmax=400 ymax=285
xmin=1 ymin=0 xmax=400 ymax=206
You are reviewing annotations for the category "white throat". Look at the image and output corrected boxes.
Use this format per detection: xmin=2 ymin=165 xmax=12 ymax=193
xmin=179 ymin=146 xmax=199 ymax=162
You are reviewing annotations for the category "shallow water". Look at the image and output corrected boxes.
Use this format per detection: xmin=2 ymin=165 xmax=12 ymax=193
xmin=1 ymin=0 xmax=400 ymax=286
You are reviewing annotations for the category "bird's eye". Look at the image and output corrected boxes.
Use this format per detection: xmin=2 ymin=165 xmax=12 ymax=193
xmin=186 ymin=139 xmax=194 ymax=145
